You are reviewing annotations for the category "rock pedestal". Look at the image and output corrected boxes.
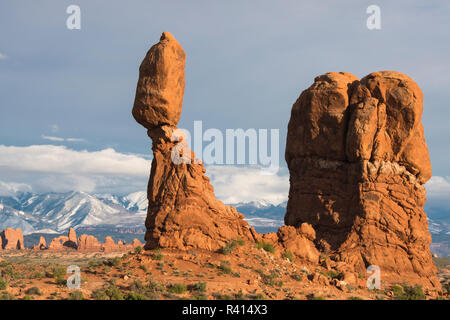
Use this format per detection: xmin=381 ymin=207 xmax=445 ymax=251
xmin=132 ymin=32 xmax=258 ymax=251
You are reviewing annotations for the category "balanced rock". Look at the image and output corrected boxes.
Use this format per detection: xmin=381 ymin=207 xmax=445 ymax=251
xmin=133 ymin=32 xmax=258 ymax=251
xmin=132 ymin=32 xmax=186 ymax=129
xmin=285 ymin=71 xmax=438 ymax=288
xmin=0 ymin=228 xmax=24 ymax=250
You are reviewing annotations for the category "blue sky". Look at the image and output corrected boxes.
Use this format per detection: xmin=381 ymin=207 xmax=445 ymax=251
xmin=0 ymin=1 xmax=449 ymax=202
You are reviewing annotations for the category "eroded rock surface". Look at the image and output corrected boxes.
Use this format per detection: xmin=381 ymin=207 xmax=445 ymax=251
xmin=133 ymin=32 xmax=258 ymax=251
xmin=285 ymin=71 xmax=438 ymax=288
xmin=0 ymin=228 xmax=24 ymax=250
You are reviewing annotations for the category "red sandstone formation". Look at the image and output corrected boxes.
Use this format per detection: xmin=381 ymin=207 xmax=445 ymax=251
xmin=100 ymin=236 xmax=142 ymax=252
xmin=0 ymin=228 xmax=24 ymax=250
xmin=285 ymin=71 xmax=439 ymax=288
xmin=132 ymin=32 xmax=258 ymax=251
xmin=68 ymin=228 xmax=77 ymax=246
xmin=33 ymin=236 xmax=47 ymax=250
xmin=77 ymin=234 xmax=102 ymax=251
xmin=48 ymin=228 xmax=78 ymax=250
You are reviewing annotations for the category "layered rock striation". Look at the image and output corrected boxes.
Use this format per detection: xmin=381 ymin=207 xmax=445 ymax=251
xmin=132 ymin=32 xmax=258 ymax=251
xmin=285 ymin=71 xmax=438 ymax=287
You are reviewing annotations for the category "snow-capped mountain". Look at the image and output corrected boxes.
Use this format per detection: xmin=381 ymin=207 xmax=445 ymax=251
xmin=0 ymin=191 xmax=147 ymax=235
xmin=1 ymin=190 xmax=448 ymax=251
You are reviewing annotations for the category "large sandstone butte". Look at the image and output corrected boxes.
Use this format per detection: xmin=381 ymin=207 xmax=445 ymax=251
xmin=0 ymin=228 xmax=24 ymax=250
xmin=285 ymin=71 xmax=439 ymax=288
xmin=132 ymin=32 xmax=258 ymax=250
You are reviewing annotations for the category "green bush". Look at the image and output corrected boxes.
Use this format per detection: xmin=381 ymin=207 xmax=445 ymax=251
xmin=0 ymin=291 xmax=15 ymax=300
xmin=105 ymin=257 xmax=121 ymax=267
xmin=255 ymin=241 xmax=274 ymax=253
xmin=134 ymin=246 xmax=143 ymax=254
xmin=25 ymin=287 xmax=41 ymax=296
xmin=307 ymin=294 xmax=325 ymax=300
xmin=326 ymin=270 xmax=342 ymax=280
xmin=219 ymin=241 xmax=237 ymax=255
xmin=168 ymin=283 xmax=187 ymax=294
xmin=218 ymin=261 xmax=232 ymax=274
xmin=0 ymin=278 xmax=7 ymax=290
xmin=53 ymin=267 xmax=66 ymax=285
xmin=68 ymin=291 xmax=84 ymax=300
xmin=151 ymin=249 xmax=163 ymax=261
xmin=394 ymin=284 xmax=426 ymax=300
xmin=291 ymin=274 xmax=302 ymax=281
xmin=125 ymin=292 xmax=148 ymax=300
xmin=283 ymin=250 xmax=294 ymax=262
xmin=188 ymin=282 xmax=207 ymax=293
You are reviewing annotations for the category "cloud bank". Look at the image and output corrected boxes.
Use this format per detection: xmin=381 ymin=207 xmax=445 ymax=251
xmin=0 ymin=144 xmax=448 ymax=210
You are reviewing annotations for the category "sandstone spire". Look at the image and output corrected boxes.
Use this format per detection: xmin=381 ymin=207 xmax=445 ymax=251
xmin=133 ymin=32 xmax=258 ymax=250
xmin=285 ymin=71 xmax=439 ymax=288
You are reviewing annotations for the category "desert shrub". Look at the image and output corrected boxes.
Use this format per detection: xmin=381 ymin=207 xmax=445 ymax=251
xmin=247 ymin=293 xmax=265 ymax=300
xmin=91 ymin=289 xmax=108 ymax=300
xmin=392 ymin=284 xmax=403 ymax=296
xmin=283 ymin=250 xmax=294 ymax=262
xmin=395 ymin=284 xmax=426 ymax=300
xmin=218 ymin=261 xmax=232 ymax=274
xmin=151 ymin=249 xmax=163 ymax=261
xmin=25 ymin=287 xmax=41 ymax=296
xmin=443 ymin=282 xmax=450 ymax=295
xmin=126 ymin=292 xmax=147 ymax=300
xmin=188 ymin=282 xmax=207 ymax=293
xmin=0 ymin=291 xmax=15 ymax=300
xmin=219 ymin=241 xmax=237 ymax=255
xmin=212 ymin=292 xmax=234 ymax=300
xmin=191 ymin=293 xmax=208 ymax=300
xmin=139 ymin=265 xmax=148 ymax=272
xmin=307 ymin=294 xmax=325 ymax=300
xmin=257 ymin=270 xmax=282 ymax=287
xmin=105 ymin=257 xmax=121 ymax=267
xmin=326 ymin=270 xmax=342 ymax=280
xmin=255 ymin=241 xmax=274 ymax=253
xmin=105 ymin=284 xmax=124 ymax=300
xmin=134 ymin=246 xmax=143 ymax=254
xmin=291 ymin=274 xmax=302 ymax=281
xmin=234 ymin=290 xmax=244 ymax=300
xmin=129 ymin=280 xmax=144 ymax=293
xmin=0 ymin=278 xmax=7 ymax=290
xmin=168 ymin=283 xmax=187 ymax=294
xmin=53 ymin=267 xmax=66 ymax=285
xmin=68 ymin=291 xmax=84 ymax=300
xmin=348 ymin=296 xmax=364 ymax=300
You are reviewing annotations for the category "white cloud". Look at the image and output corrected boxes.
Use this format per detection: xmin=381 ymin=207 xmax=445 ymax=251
xmin=0 ymin=181 xmax=32 ymax=196
xmin=0 ymin=144 xmax=289 ymax=204
xmin=0 ymin=145 xmax=150 ymax=195
xmin=205 ymin=165 xmax=289 ymax=205
xmin=425 ymin=176 xmax=450 ymax=213
xmin=41 ymin=135 xmax=85 ymax=143
xmin=0 ymin=53 xmax=7 ymax=60
xmin=426 ymin=176 xmax=450 ymax=198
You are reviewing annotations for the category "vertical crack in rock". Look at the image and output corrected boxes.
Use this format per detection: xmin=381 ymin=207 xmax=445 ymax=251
xmin=285 ymin=71 xmax=439 ymax=288
xmin=132 ymin=32 xmax=258 ymax=251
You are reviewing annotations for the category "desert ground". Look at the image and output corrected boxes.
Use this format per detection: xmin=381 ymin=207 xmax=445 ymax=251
xmin=0 ymin=242 xmax=448 ymax=300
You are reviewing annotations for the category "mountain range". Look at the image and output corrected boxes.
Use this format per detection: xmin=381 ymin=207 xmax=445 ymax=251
xmin=0 ymin=191 xmax=448 ymax=256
